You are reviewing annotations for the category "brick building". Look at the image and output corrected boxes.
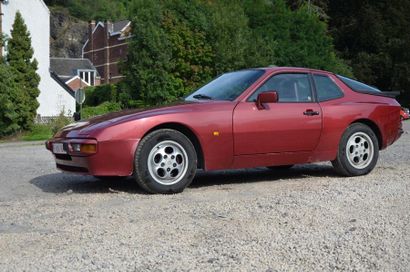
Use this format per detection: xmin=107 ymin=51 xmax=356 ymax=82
xmin=82 ymin=20 xmax=131 ymax=84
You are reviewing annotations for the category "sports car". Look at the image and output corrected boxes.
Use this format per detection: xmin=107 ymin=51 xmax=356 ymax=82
xmin=46 ymin=67 xmax=403 ymax=194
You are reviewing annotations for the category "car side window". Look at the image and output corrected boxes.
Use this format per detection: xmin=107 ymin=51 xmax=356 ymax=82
xmin=313 ymin=75 xmax=344 ymax=101
xmin=248 ymin=73 xmax=313 ymax=102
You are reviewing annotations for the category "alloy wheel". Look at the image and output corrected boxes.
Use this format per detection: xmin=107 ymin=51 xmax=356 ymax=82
xmin=345 ymin=132 xmax=374 ymax=169
xmin=147 ymin=140 xmax=189 ymax=185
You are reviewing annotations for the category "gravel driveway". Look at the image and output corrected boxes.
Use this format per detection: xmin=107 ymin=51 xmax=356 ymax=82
xmin=0 ymin=122 xmax=409 ymax=271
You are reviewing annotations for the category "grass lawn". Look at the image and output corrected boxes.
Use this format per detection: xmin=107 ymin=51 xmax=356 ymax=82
xmin=21 ymin=124 xmax=53 ymax=141
xmin=0 ymin=115 xmax=72 ymax=143
xmin=0 ymin=125 xmax=52 ymax=143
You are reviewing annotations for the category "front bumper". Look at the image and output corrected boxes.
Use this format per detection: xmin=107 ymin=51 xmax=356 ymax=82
xmin=46 ymin=138 xmax=140 ymax=176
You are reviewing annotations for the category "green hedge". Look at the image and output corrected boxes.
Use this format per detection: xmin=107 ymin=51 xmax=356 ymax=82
xmin=84 ymin=84 xmax=118 ymax=107
xmin=82 ymin=102 xmax=122 ymax=119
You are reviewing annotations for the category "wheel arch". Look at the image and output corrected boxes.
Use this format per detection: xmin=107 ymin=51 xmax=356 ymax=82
xmin=143 ymin=122 xmax=205 ymax=169
xmin=350 ymin=119 xmax=383 ymax=149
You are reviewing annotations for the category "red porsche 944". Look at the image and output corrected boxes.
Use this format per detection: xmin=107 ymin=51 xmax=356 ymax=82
xmin=46 ymin=67 xmax=403 ymax=194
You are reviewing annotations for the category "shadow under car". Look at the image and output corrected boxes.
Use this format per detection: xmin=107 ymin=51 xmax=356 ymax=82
xmin=30 ymin=164 xmax=338 ymax=195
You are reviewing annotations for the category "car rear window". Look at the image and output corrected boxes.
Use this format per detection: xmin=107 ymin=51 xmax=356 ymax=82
xmin=313 ymin=75 xmax=344 ymax=101
xmin=337 ymin=75 xmax=381 ymax=93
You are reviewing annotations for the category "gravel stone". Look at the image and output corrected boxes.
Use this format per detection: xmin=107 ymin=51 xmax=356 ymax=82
xmin=0 ymin=122 xmax=409 ymax=271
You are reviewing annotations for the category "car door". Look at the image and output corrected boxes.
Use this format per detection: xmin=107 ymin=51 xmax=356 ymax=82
xmin=233 ymin=73 xmax=322 ymax=155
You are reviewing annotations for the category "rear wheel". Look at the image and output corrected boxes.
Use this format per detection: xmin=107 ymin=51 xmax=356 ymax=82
xmin=134 ymin=129 xmax=197 ymax=194
xmin=332 ymin=123 xmax=379 ymax=176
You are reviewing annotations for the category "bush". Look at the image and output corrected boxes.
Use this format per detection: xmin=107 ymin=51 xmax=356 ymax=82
xmin=50 ymin=112 xmax=72 ymax=134
xmin=82 ymin=102 xmax=122 ymax=119
xmin=84 ymin=84 xmax=118 ymax=107
xmin=20 ymin=112 xmax=72 ymax=141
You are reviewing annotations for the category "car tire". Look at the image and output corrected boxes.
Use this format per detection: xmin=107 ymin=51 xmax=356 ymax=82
xmin=332 ymin=123 xmax=379 ymax=176
xmin=267 ymin=165 xmax=294 ymax=170
xmin=134 ymin=129 xmax=197 ymax=194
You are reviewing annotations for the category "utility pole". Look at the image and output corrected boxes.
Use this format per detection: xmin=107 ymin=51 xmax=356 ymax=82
xmin=80 ymin=77 xmax=83 ymax=118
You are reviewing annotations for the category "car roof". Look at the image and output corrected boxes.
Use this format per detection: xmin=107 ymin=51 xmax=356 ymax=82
xmin=256 ymin=66 xmax=334 ymax=75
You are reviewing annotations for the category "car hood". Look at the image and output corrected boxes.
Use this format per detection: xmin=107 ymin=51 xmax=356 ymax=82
xmin=54 ymin=100 xmax=220 ymax=138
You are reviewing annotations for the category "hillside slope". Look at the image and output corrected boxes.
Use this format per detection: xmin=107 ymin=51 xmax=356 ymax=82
xmin=50 ymin=7 xmax=88 ymax=58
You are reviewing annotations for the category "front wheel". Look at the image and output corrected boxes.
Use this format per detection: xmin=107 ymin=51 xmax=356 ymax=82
xmin=332 ymin=123 xmax=379 ymax=176
xmin=134 ymin=129 xmax=197 ymax=194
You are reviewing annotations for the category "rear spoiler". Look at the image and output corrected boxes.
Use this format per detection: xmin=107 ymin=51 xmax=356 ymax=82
xmin=356 ymin=90 xmax=400 ymax=98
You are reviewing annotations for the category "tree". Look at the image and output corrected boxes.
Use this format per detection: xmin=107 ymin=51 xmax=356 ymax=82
xmin=45 ymin=0 xmax=130 ymax=21
xmin=0 ymin=34 xmax=5 ymax=62
xmin=0 ymin=63 xmax=21 ymax=136
xmin=207 ymin=1 xmax=250 ymax=74
xmin=7 ymin=11 xmax=40 ymax=130
xmin=123 ymin=1 xmax=178 ymax=106
xmin=123 ymin=0 xmax=257 ymax=106
xmin=328 ymin=0 xmax=410 ymax=105
xmin=122 ymin=0 xmax=351 ymax=106
xmin=244 ymin=0 xmax=351 ymax=75
xmin=124 ymin=0 xmax=215 ymax=105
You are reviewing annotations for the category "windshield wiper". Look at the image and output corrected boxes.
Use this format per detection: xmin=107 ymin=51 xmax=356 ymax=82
xmin=193 ymin=94 xmax=213 ymax=100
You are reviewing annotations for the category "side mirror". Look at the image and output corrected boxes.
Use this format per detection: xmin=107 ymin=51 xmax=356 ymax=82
xmin=73 ymin=112 xmax=81 ymax=121
xmin=256 ymin=91 xmax=278 ymax=110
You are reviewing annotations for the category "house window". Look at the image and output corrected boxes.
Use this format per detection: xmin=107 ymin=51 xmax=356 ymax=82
xmin=78 ymin=70 xmax=95 ymax=86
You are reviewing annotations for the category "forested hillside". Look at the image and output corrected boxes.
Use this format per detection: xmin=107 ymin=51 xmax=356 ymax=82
xmin=328 ymin=0 xmax=410 ymax=105
xmin=45 ymin=0 xmax=131 ymax=21
xmin=44 ymin=0 xmax=410 ymax=106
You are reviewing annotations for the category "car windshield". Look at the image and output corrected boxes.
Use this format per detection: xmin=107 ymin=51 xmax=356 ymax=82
xmin=185 ymin=70 xmax=265 ymax=101
xmin=337 ymin=75 xmax=381 ymax=93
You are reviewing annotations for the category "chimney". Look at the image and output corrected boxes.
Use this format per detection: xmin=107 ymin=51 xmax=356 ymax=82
xmin=104 ymin=20 xmax=112 ymax=84
xmin=87 ymin=20 xmax=95 ymax=61
xmin=105 ymin=20 xmax=113 ymax=34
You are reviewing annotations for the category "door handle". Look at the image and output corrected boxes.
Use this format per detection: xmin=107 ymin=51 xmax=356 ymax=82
xmin=303 ymin=109 xmax=320 ymax=116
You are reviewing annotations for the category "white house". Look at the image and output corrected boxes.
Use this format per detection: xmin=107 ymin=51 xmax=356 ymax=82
xmin=1 ymin=0 xmax=75 ymax=117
